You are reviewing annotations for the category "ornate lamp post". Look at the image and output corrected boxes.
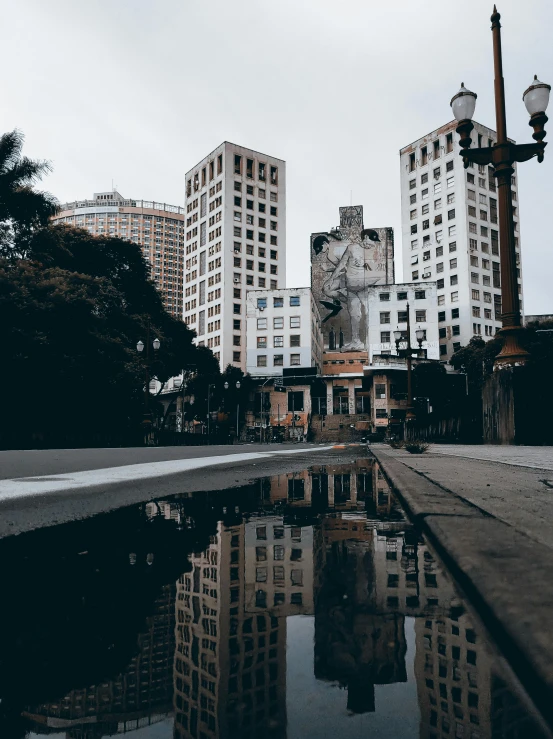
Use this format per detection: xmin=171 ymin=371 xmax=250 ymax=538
xmin=450 ymin=6 xmax=550 ymax=368
xmin=136 ymin=333 xmax=160 ymax=443
xmin=224 ymin=380 xmax=241 ymax=440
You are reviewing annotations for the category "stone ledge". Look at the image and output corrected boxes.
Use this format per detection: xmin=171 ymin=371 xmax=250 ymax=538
xmin=372 ymin=447 xmax=553 ymax=731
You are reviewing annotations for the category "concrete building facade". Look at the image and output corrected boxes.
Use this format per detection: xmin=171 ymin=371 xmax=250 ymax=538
xmin=52 ymin=191 xmax=185 ymax=318
xmin=183 ymin=143 xmax=286 ymax=369
xmin=366 ymin=281 xmax=440 ymax=362
xmin=400 ymin=120 xmax=523 ymax=359
xmin=245 ymin=287 xmax=323 ymax=377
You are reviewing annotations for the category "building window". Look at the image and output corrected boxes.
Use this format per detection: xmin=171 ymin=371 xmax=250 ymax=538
xmin=438 ymin=294 xmax=445 ymax=306
xmin=380 ymin=311 xmax=390 ymax=324
xmin=273 ymin=354 xmax=284 ymax=366
xmin=380 ymin=331 xmax=391 ymax=343
xmin=380 ymin=292 xmax=390 ymax=301
xmin=409 ymin=178 xmax=416 ymax=189
xmin=415 ymin=309 xmax=426 ymax=322
xmin=290 ymin=354 xmax=301 ymax=366
xmin=446 ymin=176 xmax=454 ymax=188
xmin=452 ymin=308 xmax=459 ymax=318
xmin=257 ymin=355 xmax=267 ymax=367
xmin=257 ymin=336 xmax=267 ymax=348
xmin=290 ymin=295 xmax=300 ymax=306
xmin=451 ymin=291 xmax=459 ymax=302
xmin=233 ymin=351 xmax=241 ymax=362
xmin=274 ymin=336 xmax=284 ymax=347
xmin=472 ymin=289 xmax=480 ymax=300
xmin=233 ymin=304 xmax=241 ymax=314
xmin=450 ymin=274 xmax=458 ymax=285
xmin=438 ymin=311 xmax=446 ymax=322
xmin=471 ymin=272 xmax=480 ymax=284
xmin=290 ymin=335 xmax=301 ymax=347
xmin=290 ymin=316 xmax=300 ymax=328
xmin=448 ymin=225 xmax=456 ymax=236
xmin=452 ymin=325 xmax=460 ymax=335
xmin=415 ymin=290 xmax=426 ymax=299
xmin=274 ymin=317 xmax=284 ymax=329
xmin=257 ymin=317 xmax=267 ymax=329
xmin=450 ymin=258 xmax=457 ymax=268
xmin=397 ymin=291 xmax=407 ymax=301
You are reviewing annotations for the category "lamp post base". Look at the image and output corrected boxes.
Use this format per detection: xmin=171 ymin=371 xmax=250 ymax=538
xmin=493 ymin=326 xmax=530 ymax=370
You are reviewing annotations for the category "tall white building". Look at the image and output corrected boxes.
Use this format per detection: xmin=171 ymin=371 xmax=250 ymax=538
xmin=400 ymin=120 xmax=523 ymax=360
xmin=245 ymin=287 xmax=323 ymax=377
xmin=183 ymin=143 xmax=286 ymax=369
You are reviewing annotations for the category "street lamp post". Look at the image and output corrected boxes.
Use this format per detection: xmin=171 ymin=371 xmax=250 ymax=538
xmin=394 ymin=302 xmax=425 ymax=427
xmin=224 ymin=380 xmax=241 ymax=441
xmin=450 ymin=6 xmax=550 ymax=368
xmin=206 ymin=383 xmax=216 ymax=443
xmin=136 ymin=329 xmax=161 ymax=444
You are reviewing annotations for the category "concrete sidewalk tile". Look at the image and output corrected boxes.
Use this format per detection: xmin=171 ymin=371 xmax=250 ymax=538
xmin=372 ymin=449 xmax=484 ymax=520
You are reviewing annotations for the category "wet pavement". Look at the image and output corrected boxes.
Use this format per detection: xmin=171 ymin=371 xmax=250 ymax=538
xmin=3 ymin=458 xmax=548 ymax=739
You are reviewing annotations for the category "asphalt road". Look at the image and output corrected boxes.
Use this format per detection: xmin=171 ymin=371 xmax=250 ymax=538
xmin=0 ymin=443 xmax=328 ymax=480
xmin=0 ymin=445 xmax=363 ymax=539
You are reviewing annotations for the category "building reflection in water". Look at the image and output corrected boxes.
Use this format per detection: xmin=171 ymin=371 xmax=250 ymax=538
xmin=20 ymin=459 xmax=546 ymax=739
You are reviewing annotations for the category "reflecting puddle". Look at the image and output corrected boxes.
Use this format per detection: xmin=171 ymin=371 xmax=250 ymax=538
xmin=2 ymin=459 xmax=547 ymax=738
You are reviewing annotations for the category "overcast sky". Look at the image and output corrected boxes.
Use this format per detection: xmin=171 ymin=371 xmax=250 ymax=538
xmin=3 ymin=0 xmax=552 ymax=314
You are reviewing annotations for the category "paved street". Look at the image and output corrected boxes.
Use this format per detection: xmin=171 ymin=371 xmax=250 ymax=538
xmin=0 ymin=444 xmax=357 ymax=539
xmin=0 ymin=443 xmax=331 ymax=480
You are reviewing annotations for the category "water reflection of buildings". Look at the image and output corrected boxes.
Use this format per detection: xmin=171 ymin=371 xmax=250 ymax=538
xmin=24 ymin=584 xmax=175 ymax=737
xmin=173 ymin=521 xmax=287 ymax=739
xmin=20 ymin=458 xmax=546 ymax=739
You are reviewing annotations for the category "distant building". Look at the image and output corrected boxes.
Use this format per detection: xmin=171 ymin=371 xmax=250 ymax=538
xmin=367 ymin=282 xmax=440 ymax=363
xmin=245 ymin=287 xmax=323 ymax=377
xmin=525 ymin=314 xmax=553 ymax=326
xmin=52 ymin=191 xmax=185 ymax=318
xmin=183 ymin=143 xmax=286 ymax=369
xmin=400 ymin=120 xmax=524 ymax=359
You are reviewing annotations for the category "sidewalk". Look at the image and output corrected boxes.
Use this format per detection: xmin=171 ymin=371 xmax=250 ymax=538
xmin=371 ymin=444 xmax=553 ymax=731
xmin=430 ymin=443 xmax=553 ymax=471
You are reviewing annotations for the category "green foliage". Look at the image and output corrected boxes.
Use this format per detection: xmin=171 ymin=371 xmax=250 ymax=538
xmin=0 ymin=143 xmax=210 ymax=446
xmin=404 ymin=441 xmax=429 ymax=454
xmin=0 ymin=129 xmax=59 ymax=259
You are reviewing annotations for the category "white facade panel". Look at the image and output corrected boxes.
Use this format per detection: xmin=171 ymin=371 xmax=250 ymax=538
xmin=245 ymin=287 xmax=323 ymax=377
xmin=183 ymin=142 xmax=286 ymax=370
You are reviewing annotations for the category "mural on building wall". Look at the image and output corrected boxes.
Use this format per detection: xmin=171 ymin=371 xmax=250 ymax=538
xmin=311 ymin=206 xmax=394 ymax=351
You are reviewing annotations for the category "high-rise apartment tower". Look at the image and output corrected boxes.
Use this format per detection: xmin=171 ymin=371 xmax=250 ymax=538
xmin=183 ymin=143 xmax=286 ymax=369
xmin=52 ymin=191 xmax=185 ymax=318
xmin=400 ymin=120 xmax=523 ymax=360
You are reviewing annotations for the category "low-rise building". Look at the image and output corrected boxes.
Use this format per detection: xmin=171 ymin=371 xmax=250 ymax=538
xmin=246 ymin=287 xmax=323 ymax=377
xmin=367 ymin=282 xmax=440 ymax=362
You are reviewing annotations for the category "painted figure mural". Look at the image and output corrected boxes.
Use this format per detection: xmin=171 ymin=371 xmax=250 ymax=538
xmin=311 ymin=206 xmax=394 ymax=351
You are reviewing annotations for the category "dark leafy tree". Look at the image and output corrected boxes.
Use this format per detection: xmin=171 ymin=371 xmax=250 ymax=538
xmin=0 ymin=129 xmax=59 ymax=259
xmin=0 ymin=226 xmax=202 ymax=447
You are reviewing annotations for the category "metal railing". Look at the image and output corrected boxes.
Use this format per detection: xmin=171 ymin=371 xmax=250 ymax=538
xmin=58 ymin=199 xmax=185 ymax=215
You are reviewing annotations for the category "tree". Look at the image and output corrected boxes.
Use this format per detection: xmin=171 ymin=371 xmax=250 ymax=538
xmin=0 ymin=225 xmax=202 ymax=447
xmin=0 ymin=129 xmax=59 ymax=259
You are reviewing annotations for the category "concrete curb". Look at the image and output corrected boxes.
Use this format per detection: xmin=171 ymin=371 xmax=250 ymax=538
xmin=372 ymin=446 xmax=553 ymax=732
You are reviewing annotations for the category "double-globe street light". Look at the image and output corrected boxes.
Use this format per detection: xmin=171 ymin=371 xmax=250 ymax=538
xmin=450 ymin=6 xmax=550 ymax=368
xmin=224 ymin=380 xmax=241 ymax=440
xmin=136 ymin=334 xmax=161 ymax=441
xmin=393 ymin=302 xmax=425 ymax=424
